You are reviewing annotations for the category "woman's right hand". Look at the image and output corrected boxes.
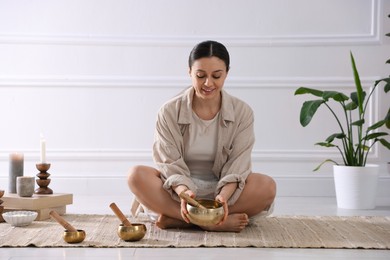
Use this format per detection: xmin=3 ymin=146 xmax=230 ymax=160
xmin=179 ymin=189 xmax=195 ymax=223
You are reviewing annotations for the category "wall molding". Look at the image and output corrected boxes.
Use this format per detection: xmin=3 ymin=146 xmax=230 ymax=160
xmin=0 ymin=33 xmax=381 ymax=47
xmin=0 ymin=76 xmax=380 ymax=89
xmin=0 ymin=76 xmax=382 ymax=162
xmin=0 ymin=0 xmax=381 ymax=47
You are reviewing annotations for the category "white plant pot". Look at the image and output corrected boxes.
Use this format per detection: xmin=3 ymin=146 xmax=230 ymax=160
xmin=333 ymin=164 xmax=379 ymax=210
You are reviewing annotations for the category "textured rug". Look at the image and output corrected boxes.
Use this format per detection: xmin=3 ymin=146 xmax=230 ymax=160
xmin=0 ymin=214 xmax=389 ymax=249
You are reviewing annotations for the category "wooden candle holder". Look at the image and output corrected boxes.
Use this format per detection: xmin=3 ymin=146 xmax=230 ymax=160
xmin=35 ymin=163 xmax=53 ymax=194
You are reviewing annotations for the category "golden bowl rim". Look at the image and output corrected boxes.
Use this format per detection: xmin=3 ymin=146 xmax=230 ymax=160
xmin=186 ymin=199 xmax=224 ymax=210
xmin=63 ymin=229 xmax=86 ymax=243
xmin=186 ymin=199 xmax=224 ymax=226
xmin=117 ymin=223 xmax=147 ymax=241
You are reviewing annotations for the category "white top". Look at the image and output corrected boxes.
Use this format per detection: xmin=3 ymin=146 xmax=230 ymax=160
xmin=184 ymin=111 xmax=219 ymax=199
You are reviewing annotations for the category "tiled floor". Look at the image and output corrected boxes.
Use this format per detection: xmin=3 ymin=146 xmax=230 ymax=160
xmin=1 ymin=196 xmax=390 ymax=259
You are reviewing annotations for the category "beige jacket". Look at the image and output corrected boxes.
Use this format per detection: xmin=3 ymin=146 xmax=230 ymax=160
xmin=153 ymin=87 xmax=255 ymax=205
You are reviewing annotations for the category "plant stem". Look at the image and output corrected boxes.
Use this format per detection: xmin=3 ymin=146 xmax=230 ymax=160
xmin=324 ymin=102 xmax=349 ymax=164
xmin=360 ymin=86 xmax=376 ymax=166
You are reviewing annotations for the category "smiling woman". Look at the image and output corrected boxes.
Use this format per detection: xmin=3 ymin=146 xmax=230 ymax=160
xmin=190 ymin=56 xmax=227 ymax=120
xmin=127 ymin=40 xmax=276 ymax=233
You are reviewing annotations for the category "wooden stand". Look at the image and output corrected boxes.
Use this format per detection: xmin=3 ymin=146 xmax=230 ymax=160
xmin=35 ymin=163 xmax=53 ymax=194
xmin=1 ymin=193 xmax=73 ymax=221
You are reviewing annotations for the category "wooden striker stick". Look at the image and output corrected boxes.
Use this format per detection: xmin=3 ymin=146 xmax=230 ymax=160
xmin=109 ymin=202 xmax=132 ymax=227
xmin=179 ymin=192 xmax=207 ymax=209
xmin=49 ymin=210 xmax=78 ymax=232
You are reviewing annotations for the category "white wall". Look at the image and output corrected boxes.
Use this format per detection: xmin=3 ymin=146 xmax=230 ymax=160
xmin=0 ymin=0 xmax=389 ymax=198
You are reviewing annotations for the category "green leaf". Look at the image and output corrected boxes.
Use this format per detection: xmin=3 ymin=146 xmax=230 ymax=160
xmin=376 ymin=77 xmax=390 ymax=93
xmin=350 ymin=91 xmax=366 ymax=106
xmin=378 ymin=138 xmax=390 ymax=149
xmin=350 ymin=52 xmax=364 ymax=115
xmin=356 ymin=144 xmax=370 ymax=151
xmin=313 ymin=159 xmax=339 ymax=171
xmin=364 ymin=132 xmax=389 ymax=141
xmin=325 ymin=133 xmax=345 ymax=143
xmin=351 ymin=119 xmax=365 ymax=126
xmin=386 ymin=108 xmax=390 ymax=129
xmin=322 ymin=91 xmax=349 ymax=102
xmin=295 ymin=87 xmax=324 ymax=97
xmin=367 ymin=120 xmax=386 ymax=131
xmin=385 ymin=80 xmax=390 ymax=93
xmin=315 ymin=142 xmax=337 ymax=147
xmin=299 ymin=100 xmax=324 ymax=127
xmin=345 ymin=101 xmax=358 ymax=110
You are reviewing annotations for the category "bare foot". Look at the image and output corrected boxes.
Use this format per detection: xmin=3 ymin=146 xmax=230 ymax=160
xmin=156 ymin=214 xmax=194 ymax=229
xmin=201 ymin=213 xmax=249 ymax=232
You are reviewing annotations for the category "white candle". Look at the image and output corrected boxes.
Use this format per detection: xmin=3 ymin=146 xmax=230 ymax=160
xmin=40 ymin=134 xmax=46 ymax=163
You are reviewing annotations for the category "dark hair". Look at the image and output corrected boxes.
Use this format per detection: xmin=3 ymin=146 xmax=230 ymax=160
xmin=188 ymin=40 xmax=230 ymax=72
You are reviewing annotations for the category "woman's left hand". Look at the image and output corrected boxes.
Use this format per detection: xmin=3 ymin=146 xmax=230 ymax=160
xmin=215 ymin=194 xmax=228 ymax=225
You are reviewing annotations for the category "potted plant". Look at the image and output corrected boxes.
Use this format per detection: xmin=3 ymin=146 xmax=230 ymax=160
xmin=294 ymin=52 xmax=390 ymax=209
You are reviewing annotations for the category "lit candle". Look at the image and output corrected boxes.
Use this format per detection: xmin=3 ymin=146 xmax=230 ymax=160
xmin=40 ymin=134 xmax=46 ymax=163
xmin=8 ymin=153 xmax=24 ymax=193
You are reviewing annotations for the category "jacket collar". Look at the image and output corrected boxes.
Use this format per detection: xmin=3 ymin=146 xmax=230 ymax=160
xmin=178 ymin=87 xmax=235 ymax=126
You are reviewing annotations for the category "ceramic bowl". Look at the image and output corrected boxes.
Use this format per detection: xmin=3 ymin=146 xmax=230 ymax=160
xmin=186 ymin=199 xmax=224 ymax=226
xmin=117 ymin=223 xmax=147 ymax=241
xmin=2 ymin=211 xmax=38 ymax=227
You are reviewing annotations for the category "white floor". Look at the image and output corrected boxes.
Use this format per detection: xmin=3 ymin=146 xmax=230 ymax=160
xmin=1 ymin=196 xmax=390 ymax=260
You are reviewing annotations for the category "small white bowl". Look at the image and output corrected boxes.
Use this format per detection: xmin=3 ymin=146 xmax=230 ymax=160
xmin=2 ymin=211 xmax=38 ymax=227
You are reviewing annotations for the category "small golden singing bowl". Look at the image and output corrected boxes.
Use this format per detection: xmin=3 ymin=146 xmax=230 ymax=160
xmin=63 ymin=229 xmax=86 ymax=243
xmin=186 ymin=199 xmax=224 ymax=226
xmin=118 ymin=224 xmax=147 ymax=242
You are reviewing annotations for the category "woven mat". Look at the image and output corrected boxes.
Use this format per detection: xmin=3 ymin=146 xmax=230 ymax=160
xmin=0 ymin=214 xmax=389 ymax=249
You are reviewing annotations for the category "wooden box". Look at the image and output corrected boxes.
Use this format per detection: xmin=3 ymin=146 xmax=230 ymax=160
xmin=1 ymin=193 xmax=73 ymax=221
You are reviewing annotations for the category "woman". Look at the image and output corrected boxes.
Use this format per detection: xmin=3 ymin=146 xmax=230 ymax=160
xmin=128 ymin=40 xmax=276 ymax=232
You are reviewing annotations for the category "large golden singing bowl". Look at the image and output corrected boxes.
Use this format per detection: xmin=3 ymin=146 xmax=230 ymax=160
xmin=186 ymin=199 xmax=224 ymax=226
xmin=118 ymin=224 xmax=147 ymax=241
xmin=63 ymin=229 xmax=86 ymax=243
